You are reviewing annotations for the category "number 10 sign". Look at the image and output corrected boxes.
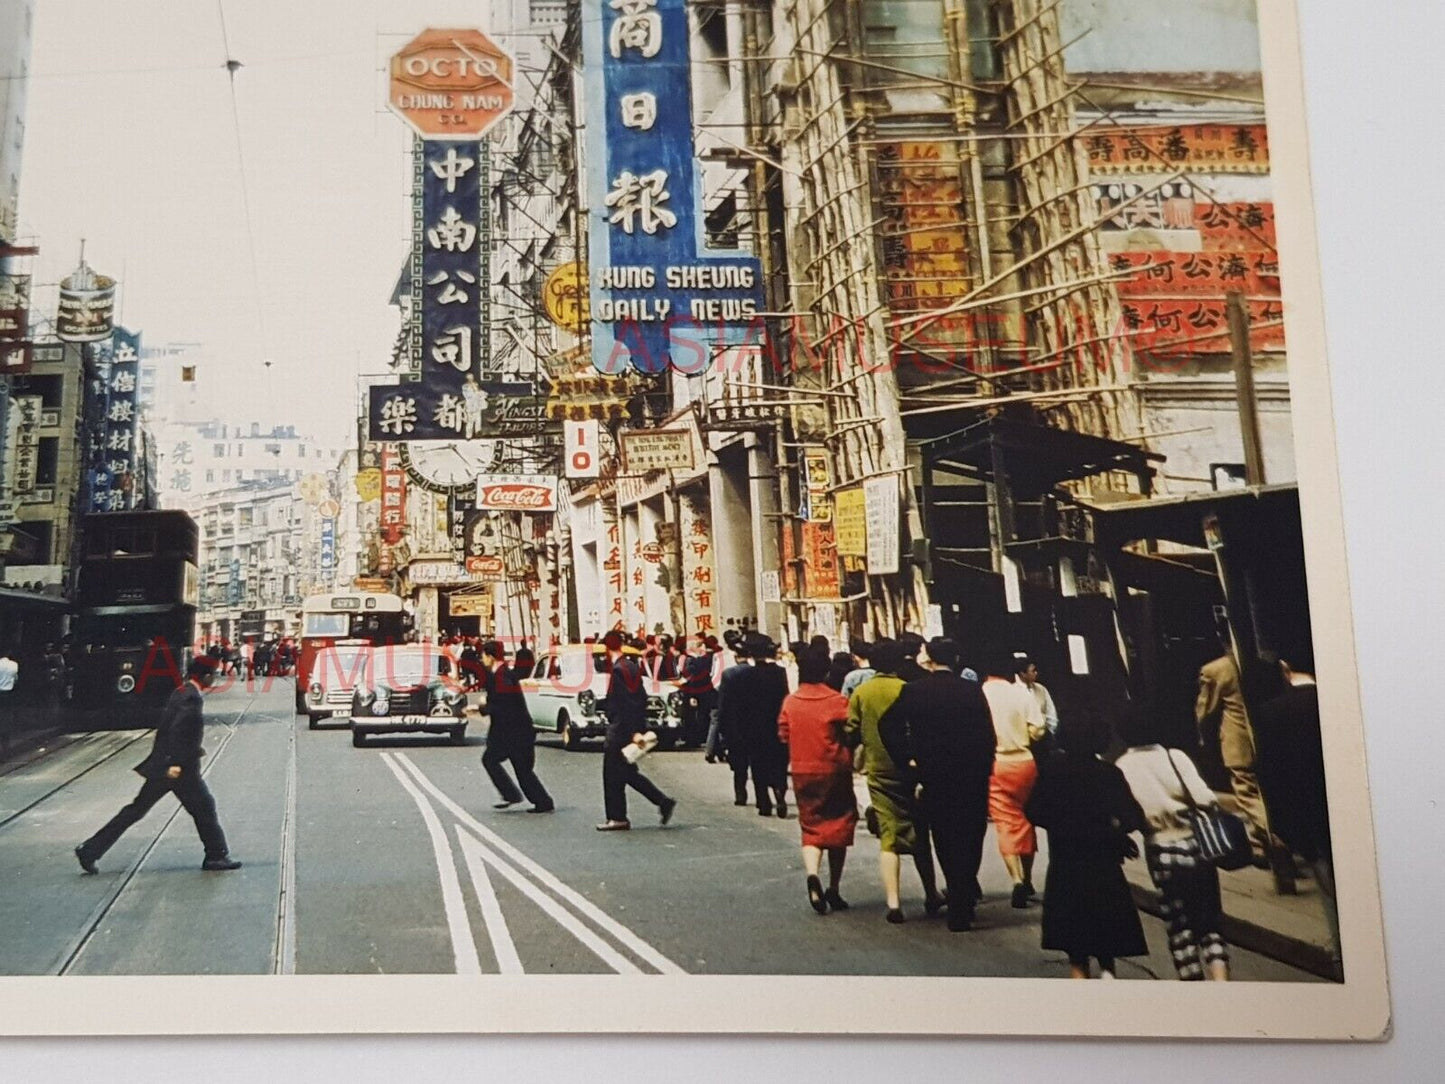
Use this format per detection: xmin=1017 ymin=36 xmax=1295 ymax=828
xmin=564 ymin=419 xmax=601 ymax=479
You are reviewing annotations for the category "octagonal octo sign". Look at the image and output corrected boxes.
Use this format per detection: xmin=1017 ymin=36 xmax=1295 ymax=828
xmin=389 ymin=28 xmax=515 ymax=140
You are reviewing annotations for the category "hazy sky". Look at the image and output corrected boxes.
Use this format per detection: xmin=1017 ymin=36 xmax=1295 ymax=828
xmin=18 ymin=0 xmax=516 ymax=448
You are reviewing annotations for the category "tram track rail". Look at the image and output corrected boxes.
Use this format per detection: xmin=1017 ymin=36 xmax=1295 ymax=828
xmin=0 ymin=731 xmax=154 ymax=832
xmin=47 ymin=695 xmax=267 ymax=976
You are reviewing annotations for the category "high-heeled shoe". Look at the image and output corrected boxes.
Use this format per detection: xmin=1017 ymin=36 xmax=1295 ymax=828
xmin=924 ymin=892 xmax=947 ymax=917
xmin=885 ymin=907 xmax=905 ymax=924
xmin=823 ymin=888 xmax=849 ymax=911
xmin=806 ymin=875 xmax=827 ymax=914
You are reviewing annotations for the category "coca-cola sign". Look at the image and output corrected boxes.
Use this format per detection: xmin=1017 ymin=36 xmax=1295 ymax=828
xmin=475 ymin=474 xmax=557 ymax=512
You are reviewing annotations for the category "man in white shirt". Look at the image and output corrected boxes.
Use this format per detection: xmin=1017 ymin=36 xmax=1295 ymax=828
xmin=1014 ymin=657 xmax=1058 ymax=734
xmin=0 ymin=648 xmax=18 ymax=755
xmin=981 ymin=653 xmax=1047 ymax=907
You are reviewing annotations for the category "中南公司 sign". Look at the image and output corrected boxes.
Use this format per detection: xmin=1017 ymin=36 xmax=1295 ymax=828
xmin=368 ymin=134 xmax=530 ymax=440
xmin=582 ymin=0 xmax=764 ymax=373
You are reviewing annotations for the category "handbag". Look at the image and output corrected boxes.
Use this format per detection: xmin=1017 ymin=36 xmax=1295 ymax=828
xmin=1165 ymin=750 xmax=1252 ymax=871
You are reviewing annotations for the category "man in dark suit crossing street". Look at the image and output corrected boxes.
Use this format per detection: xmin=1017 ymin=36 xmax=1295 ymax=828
xmin=596 ymin=632 xmax=676 ymax=831
xmin=479 ymin=642 xmax=554 ymax=813
xmin=74 ymin=656 xmax=241 ymax=874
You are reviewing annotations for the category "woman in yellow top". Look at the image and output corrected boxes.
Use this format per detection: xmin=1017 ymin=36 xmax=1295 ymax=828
xmin=845 ymin=639 xmax=943 ymax=923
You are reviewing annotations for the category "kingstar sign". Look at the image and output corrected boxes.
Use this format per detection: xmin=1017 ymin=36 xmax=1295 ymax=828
xmin=583 ymin=0 xmax=764 ymax=373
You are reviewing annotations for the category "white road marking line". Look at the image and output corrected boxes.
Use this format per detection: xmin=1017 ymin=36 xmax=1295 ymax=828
xmin=456 ymin=824 xmax=639 ymax=975
xmin=379 ymin=752 xmax=482 ymax=976
xmin=274 ymin=717 xmax=298 ymax=975
xmin=392 ymin=753 xmax=686 ymax=975
xmin=455 ymin=827 xmax=525 ymax=974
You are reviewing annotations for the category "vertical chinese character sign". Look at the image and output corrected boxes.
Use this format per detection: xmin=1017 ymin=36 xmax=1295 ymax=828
xmin=370 ymin=29 xmax=520 ymax=443
xmin=583 ymin=0 xmax=764 ymax=374
xmin=86 ymin=326 xmax=143 ymax=512
xmin=380 ymin=444 xmax=408 ymax=545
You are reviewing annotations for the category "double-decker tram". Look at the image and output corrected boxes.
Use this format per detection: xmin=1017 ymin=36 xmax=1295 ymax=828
xmin=70 ymin=510 xmax=200 ymax=724
xmin=295 ymin=590 xmax=408 ymax=715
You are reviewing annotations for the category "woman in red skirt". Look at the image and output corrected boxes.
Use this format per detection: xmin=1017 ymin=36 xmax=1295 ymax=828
xmin=778 ymin=646 xmax=859 ymax=914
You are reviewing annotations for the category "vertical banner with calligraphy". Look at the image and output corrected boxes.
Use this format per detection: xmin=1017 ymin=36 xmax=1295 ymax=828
xmin=83 ymin=338 xmax=114 ymax=512
xmin=369 ymin=139 xmax=519 ymax=440
xmin=802 ymin=521 xmax=841 ymax=600
xmin=380 ymin=444 xmax=407 ymax=545
xmin=601 ymin=493 xmax=625 ymax=631
xmin=582 ymin=0 xmax=763 ymax=373
xmin=679 ymin=493 xmax=717 ymax=637
xmin=103 ymin=327 xmax=141 ymax=510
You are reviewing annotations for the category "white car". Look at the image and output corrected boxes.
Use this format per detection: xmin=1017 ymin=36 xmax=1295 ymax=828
xmin=518 ymin=644 xmax=683 ymax=751
xmin=299 ymin=641 xmax=372 ymax=729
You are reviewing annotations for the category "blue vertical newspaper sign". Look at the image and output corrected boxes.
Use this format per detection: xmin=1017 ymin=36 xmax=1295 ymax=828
xmin=583 ymin=0 xmax=764 ymax=373
xmin=320 ymin=518 xmax=336 ymax=574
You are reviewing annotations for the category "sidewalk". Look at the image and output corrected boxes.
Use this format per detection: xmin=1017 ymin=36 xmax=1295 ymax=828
xmin=1122 ymin=793 xmax=1339 ymax=980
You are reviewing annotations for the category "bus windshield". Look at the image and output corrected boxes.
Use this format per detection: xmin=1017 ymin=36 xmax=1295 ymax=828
xmin=303 ymin=613 xmax=350 ymax=639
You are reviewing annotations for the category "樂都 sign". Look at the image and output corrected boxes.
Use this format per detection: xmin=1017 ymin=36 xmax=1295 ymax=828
xmin=621 ymin=429 xmax=694 ymax=475
xmin=388 ymin=29 xmax=515 ymax=141
xmin=475 ymin=474 xmax=557 ymax=512
xmin=582 ymin=0 xmax=763 ymax=372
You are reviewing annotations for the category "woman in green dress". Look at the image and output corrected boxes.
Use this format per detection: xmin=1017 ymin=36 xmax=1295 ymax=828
xmin=845 ymin=638 xmax=942 ymax=923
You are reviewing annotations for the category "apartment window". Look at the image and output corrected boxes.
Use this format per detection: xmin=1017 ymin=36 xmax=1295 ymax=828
xmin=213 ymin=443 xmax=226 ymax=457
xmin=223 ymin=470 xmax=232 ymax=482
xmin=206 ymin=470 xmax=215 ymax=483
xmin=35 ymin=437 xmax=59 ymax=485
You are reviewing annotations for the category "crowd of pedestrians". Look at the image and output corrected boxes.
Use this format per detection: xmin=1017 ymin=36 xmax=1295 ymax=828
xmin=605 ymin=624 xmax=1336 ymax=982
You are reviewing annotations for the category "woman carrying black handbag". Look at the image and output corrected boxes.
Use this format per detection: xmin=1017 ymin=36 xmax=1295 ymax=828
xmin=1114 ymin=704 xmax=1232 ymax=981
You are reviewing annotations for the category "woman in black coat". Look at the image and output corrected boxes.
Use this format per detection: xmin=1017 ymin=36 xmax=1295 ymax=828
xmin=1024 ymin=712 xmax=1149 ymax=979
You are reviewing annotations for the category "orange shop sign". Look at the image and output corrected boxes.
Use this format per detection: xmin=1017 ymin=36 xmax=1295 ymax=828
xmin=389 ymin=28 xmax=515 ymax=140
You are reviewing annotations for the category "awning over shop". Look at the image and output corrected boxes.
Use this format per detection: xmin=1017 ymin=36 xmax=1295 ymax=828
xmin=920 ymin=414 xmax=1162 ymax=497
xmin=1076 ymin=483 xmax=1300 ymax=549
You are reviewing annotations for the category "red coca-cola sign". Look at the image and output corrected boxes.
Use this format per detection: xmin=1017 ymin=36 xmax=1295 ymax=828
xmin=475 ymin=475 xmax=557 ymax=512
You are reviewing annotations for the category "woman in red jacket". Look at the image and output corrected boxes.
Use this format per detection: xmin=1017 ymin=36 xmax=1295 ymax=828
xmin=778 ymin=646 xmax=859 ymax=914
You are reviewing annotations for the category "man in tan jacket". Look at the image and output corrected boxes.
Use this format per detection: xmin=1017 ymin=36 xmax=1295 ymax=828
xmin=1195 ymin=651 xmax=1273 ymax=867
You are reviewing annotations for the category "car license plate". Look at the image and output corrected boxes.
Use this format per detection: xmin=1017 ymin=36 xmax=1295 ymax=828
xmin=331 ymin=709 xmax=350 ymax=718
xmin=401 ymin=714 xmax=430 ymax=725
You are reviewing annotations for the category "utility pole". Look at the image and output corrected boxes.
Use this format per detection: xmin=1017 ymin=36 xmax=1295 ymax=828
xmin=1227 ymin=290 xmax=1266 ymax=486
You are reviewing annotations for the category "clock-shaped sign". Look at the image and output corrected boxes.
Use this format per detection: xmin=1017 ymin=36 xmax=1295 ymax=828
xmin=397 ymin=441 xmax=495 ymax=495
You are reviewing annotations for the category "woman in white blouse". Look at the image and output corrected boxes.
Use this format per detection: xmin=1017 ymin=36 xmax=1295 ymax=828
xmin=1115 ymin=706 xmax=1231 ymax=981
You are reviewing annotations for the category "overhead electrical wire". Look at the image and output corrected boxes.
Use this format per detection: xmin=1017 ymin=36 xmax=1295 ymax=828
xmin=216 ymin=0 xmax=273 ymax=405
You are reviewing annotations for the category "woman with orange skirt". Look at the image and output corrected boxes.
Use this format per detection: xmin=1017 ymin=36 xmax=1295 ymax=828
xmin=980 ymin=651 xmax=1047 ymax=908
xmin=778 ymin=646 xmax=858 ymax=914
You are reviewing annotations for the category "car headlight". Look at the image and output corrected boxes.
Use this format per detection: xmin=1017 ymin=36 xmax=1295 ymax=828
xmin=356 ymin=686 xmax=376 ymax=704
xmin=117 ymin=674 xmax=136 ymax=694
xmin=577 ymin=690 xmax=597 ymax=716
xmin=308 ymin=682 xmax=323 ymax=702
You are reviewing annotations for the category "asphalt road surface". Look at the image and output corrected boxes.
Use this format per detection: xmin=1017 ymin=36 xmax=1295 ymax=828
xmin=0 ymin=680 xmax=1318 ymax=981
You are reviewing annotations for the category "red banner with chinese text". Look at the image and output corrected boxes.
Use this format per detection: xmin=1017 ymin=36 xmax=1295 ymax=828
xmin=1085 ymin=124 xmax=1270 ymax=175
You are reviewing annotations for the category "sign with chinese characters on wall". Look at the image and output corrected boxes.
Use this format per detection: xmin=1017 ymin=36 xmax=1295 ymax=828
xmin=368 ymin=136 xmax=529 ymax=440
xmin=679 ymin=492 xmax=717 ymax=636
xmin=10 ymin=395 xmax=41 ymax=494
xmin=380 ymin=444 xmax=408 ymax=545
xmin=448 ymin=593 xmax=495 ymax=620
xmin=863 ymin=475 xmax=900 ymax=576
xmin=582 ymin=0 xmax=763 ymax=373
xmin=621 ymin=428 xmax=694 ymax=475
xmin=88 ymin=327 xmax=142 ymax=513
xmin=1084 ymin=124 xmax=1270 ymax=175
xmin=802 ymin=520 xmax=840 ymax=600
xmin=601 ymin=493 xmax=625 ymax=630
xmin=833 ymin=485 xmax=867 ymax=568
